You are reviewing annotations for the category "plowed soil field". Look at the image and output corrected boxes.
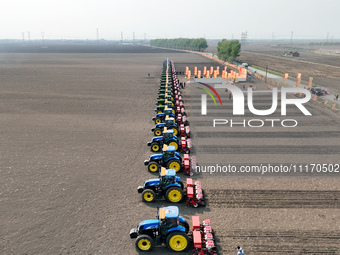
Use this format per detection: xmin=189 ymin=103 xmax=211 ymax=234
xmin=0 ymin=45 xmax=339 ymax=254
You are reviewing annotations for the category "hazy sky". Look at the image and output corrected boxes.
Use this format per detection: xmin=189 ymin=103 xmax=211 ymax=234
xmin=1 ymin=0 xmax=339 ymax=40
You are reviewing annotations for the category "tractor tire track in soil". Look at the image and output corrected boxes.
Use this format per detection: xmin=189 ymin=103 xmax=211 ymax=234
xmin=196 ymin=145 xmax=340 ymax=154
xmin=186 ymin=63 xmax=340 ymax=253
xmin=196 ymin=131 xmax=340 ymax=138
xmin=207 ymin=189 xmax=340 ymax=208
xmin=217 ymin=230 xmax=340 ymax=254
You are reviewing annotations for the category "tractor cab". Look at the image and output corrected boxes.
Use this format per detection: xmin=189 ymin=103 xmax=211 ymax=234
xmin=156 ymin=99 xmax=165 ymax=105
xmin=165 ymin=116 xmax=175 ymax=127
xmin=163 ymin=129 xmax=174 ymax=142
xmin=160 ymin=167 xmax=176 ymax=190
xmin=159 ymin=84 xmax=172 ymax=90
xmin=158 ymin=93 xmax=166 ymax=100
xmin=164 ymin=107 xmax=174 ymax=116
xmin=158 ymin=206 xmax=180 ymax=236
xmin=159 ymin=89 xmax=173 ymax=96
xmin=164 ymin=99 xmax=174 ymax=108
xmin=158 ymin=93 xmax=173 ymax=101
xmin=163 ymin=145 xmax=176 ymax=162
xmin=165 ymin=94 xmax=173 ymax=101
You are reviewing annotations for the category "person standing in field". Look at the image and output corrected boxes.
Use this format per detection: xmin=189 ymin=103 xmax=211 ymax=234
xmin=237 ymin=246 xmax=244 ymax=255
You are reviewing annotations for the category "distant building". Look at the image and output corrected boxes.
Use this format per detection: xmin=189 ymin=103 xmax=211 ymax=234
xmin=284 ymin=51 xmax=300 ymax=57
xmin=292 ymin=51 xmax=300 ymax=57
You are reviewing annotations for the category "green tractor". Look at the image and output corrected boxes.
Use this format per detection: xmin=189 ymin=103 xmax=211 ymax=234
xmin=156 ymin=98 xmax=174 ymax=107
xmin=157 ymin=93 xmax=174 ymax=102
xmin=155 ymin=103 xmax=175 ymax=114
xmin=159 ymin=84 xmax=173 ymax=90
xmin=158 ymin=89 xmax=174 ymax=97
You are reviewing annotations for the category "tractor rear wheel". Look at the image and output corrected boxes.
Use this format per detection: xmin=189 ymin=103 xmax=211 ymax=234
xmin=142 ymin=189 xmax=156 ymax=202
xmin=150 ymin=142 xmax=161 ymax=152
xmin=167 ymin=141 xmax=179 ymax=151
xmin=178 ymin=181 xmax=184 ymax=190
xmin=148 ymin=162 xmax=160 ymax=173
xmin=154 ymin=128 xmax=162 ymax=136
xmin=180 ymin=221 xmax=190 ymax=233
xmin=171 ymin=127 xmax=178 ymax=136
xmin=166 ymin=187 xmax=183 ymax=203
xmin=155 ymin=117 xmax=162 ymax=124
xmin=135 ymin=235 xmax=154 ymax=252
xmin=166 ymin=231 xmax=189 ymax=252
xmin=167 ymin=160 xmax=181 ymax=172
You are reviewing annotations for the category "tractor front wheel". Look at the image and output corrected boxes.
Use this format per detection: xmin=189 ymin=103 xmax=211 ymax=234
xmin=155 ymin=117 xmax=162 ymax=124
xmin=166 ymin=187 xmax=183 ymax=203
xmin=154 ymin=128 xmax=162 ymax=136
xmin=166 ymin=231 xmax=189 ymax=252
xmin=135 ymin=235 xmax=155 ymax=252
xmin=150 ymin=142 xmax=161 ymax=152
xmin=148 ymin=162 xmax=160 ymax=173
xmin=167 ymin=160 xmax=181 ymax=172
xmin=142 ymin=189 xmax=156 ymax=202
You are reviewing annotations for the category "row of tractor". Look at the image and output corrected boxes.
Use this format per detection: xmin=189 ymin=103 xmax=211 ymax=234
xmin=130 ymin=60 xmax=217 ymax=254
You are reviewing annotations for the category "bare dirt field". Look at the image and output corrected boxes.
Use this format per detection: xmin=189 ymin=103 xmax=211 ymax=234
xmin=207 ymin=42 xmax=340 ymax=95
xmin=0 ymin=45 xmax=339 ymax=255
xmin=182 ymin=70 xmax=340 ymax=254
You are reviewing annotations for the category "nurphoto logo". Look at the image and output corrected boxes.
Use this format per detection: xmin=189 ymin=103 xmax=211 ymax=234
xmin=197 ymin=82 xmax=312 ymax=128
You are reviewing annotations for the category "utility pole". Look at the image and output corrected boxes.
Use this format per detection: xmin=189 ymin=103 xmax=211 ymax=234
xmin=290 ymin=31 xmax=293 ymax=46
xmin=327 ymin=31 xmax=329 ymax=43
xmin=28 ymin=31 xmax=31 ymax=43
xmin=133 ymin=32 xmax=135 ymax=44
xmin=22 ymin=32 xmax=25 ymax=43
xmin=121 ymin=32 xmax=123 ymax=43
xmin=41 ymin=32 xmax=44 ymax=43
xmin=96 ymin=28 xmax=99 ymax=43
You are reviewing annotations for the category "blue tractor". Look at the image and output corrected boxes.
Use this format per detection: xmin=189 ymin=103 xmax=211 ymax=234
xmin=138 ymin=168 xmax=184 ymax=203
xmin=152 ymin=116 xmax=179 ymax=136
xmin=130 ymin=206 xmax=190 ymax=252
xmin=152 ymin=107 xmax=176 ymax=124
xmin=144 ymin=145 xmax=182 ymax=173
xmin=147 ymin=128 xmax=180 ymax=152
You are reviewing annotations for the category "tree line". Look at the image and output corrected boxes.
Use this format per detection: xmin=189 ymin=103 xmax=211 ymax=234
xmin=217 ymin=39 xmax=241 ymax=62
xmin=150 ymin=38 xmax=208 ymax=51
